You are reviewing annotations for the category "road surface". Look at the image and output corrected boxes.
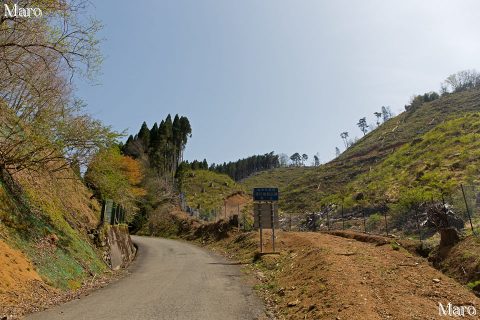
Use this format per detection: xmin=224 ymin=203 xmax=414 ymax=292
xmin=28 ymin=236 xmax=265 ymax=320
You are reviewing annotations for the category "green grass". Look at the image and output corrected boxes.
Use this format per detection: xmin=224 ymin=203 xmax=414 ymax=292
xmin=343 ymin=113 xmax=480 ymax=205
xmin=0 ymin=172 xmax=106 ymax=290
xmin=241 ymin=167 xmax=315 ymax=208
xmin=179 ymin=169 xmax=245 ymax=213
xmin=241 ymin=88 xmax=480 ymax=214
xmin=391 ymin=241 xmax=401 ymax=251
xmin=467 ymin=280 xmax=480 ymax=289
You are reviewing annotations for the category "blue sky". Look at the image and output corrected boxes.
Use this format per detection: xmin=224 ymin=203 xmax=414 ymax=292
xmin=78 ymin=0 xmax=480 ymax=165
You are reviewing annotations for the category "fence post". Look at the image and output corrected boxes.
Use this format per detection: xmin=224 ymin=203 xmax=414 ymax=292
xmin=461 ymin=184 xmax=476 ymax=236
xmin=341 ymin=204 xmax=345 ymax=230
xmin=384 ymin=212 xmax=388 ymax=236
xmin=362 ymin=210 xmax=366 ymax=233
xmin=326 ymin=208 xmax=330 ymax=231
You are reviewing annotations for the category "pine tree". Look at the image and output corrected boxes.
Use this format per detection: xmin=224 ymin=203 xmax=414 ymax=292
xmin=124 ymin=115 xmax=192 ymax=178
xmin=202 ymin=159 xmax=208 ymax=169
xmin=178 ymin=116 xmax=192 ymax=163
xmin=149 ymin=122 xmax=159 ymax=147
xmin=335 ymin=147 xmax=341 ymax=157
xmin=357 ymin=117 xmax=369 ymax=135
xmin=163 ymin=115 xmax=174 ymax=172
xmin=138 ymin=122 xmax=150 ymax=151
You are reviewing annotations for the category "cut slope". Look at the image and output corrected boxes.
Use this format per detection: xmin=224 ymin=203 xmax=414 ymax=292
xmin=0 ymin=166 xmax=106 ymax=291
xmin=0 ymin=239 xmax=55 ymax=314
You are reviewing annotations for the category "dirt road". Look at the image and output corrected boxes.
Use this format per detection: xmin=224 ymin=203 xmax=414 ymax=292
xmin=27 ymin=236 xmax=265 ymax=320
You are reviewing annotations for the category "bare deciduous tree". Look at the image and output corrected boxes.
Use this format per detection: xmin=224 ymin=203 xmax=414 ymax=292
xmin=441 ymin=69 xmax=480 ymax=94
xmin=0 ymin=1 xmax=116 ymax=174
xmin=340 ymin=131 xmax=349 ymax=149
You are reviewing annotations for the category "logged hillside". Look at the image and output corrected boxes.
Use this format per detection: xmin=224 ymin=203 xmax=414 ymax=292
xmin=179 ymin=169 xmax=246 ymax=217
xmin=242 ymin=87 xmax=480 ymax=213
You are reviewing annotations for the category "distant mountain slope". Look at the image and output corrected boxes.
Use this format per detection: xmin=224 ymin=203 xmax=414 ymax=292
xmin=242 ymin=87 xmax=480 ymax=212
xmin=179 ymin=169 xmax=246 ymax=218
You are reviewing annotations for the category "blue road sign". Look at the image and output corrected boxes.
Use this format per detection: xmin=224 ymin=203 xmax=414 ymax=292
xmin=253 ymin=188 xmax=279 ymax=201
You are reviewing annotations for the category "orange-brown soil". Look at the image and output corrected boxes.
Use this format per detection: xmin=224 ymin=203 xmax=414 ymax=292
xmin=0 ymin=240 xmax=57 ymax=317
xmin=211 ymin=230 xmax=480 ymax=319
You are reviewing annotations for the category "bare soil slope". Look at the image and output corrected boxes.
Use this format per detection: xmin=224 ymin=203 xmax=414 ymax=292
xmin=0 ymin=239 xmax=57 ymax=316
xmin=212 ymin=231 xmax=479 ymax=319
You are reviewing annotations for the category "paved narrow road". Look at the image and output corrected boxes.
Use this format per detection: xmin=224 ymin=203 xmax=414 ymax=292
xmin=28 ymin=236 xmax=265 ymax=320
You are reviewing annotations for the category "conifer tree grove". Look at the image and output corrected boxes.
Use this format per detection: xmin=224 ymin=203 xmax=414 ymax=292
xmin=123 ymin=115 xmax=192 ymax=176
xmin=208 ymin=152 xmax=280 ymax=181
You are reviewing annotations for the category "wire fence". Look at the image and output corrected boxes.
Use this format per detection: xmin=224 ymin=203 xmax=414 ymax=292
xmin=180 ymin=192 xmax=250 ymax=223
xmin=276 ymin=184 xmax=480 ymax=240
xmin=179 ymin=184 xmax=480 ymax=240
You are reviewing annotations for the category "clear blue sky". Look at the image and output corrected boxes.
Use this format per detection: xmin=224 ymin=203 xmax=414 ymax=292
xmin=78 ymin=0 xmax=480 ymax=165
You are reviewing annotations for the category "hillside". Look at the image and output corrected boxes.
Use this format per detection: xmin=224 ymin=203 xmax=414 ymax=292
xmin=208 ymin=230 xmax=480 ymax=320
xmin=0 ymin=166 xmax=108 ymax=317
xmin=139 ymin=169 xmax=249 ymax=238
xmin=242 ymin=87 xmax=480 ymax=214
xmin=179 ymin=169 xmax=247 ymax=220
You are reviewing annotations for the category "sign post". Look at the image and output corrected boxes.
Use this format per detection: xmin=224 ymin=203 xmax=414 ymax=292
xmin=259 ymin=206 xmax=263 ymax=252
xmin=253 ymin=188 xmax=279 ymax=254
xmin=271 ymin=202 xmax=275 ymax=252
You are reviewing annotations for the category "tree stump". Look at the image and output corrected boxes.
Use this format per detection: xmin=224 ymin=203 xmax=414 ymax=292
xmin=439 ymin=227 xmax=460 ymax=248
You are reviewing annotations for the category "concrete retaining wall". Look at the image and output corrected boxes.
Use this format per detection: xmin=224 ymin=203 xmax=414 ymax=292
xmin=105 ymin=225 xmax=136 ymax=270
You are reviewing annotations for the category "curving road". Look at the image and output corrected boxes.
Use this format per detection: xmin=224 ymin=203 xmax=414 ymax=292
xmin=27 ymin=236 xmax=265 ymax=320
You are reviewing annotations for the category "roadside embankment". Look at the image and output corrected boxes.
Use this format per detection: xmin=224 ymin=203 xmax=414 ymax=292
xmin=0 ymin=166 xmax=137 ymax=319
xmin=203 ymin=229 xmax=480 ymax=319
